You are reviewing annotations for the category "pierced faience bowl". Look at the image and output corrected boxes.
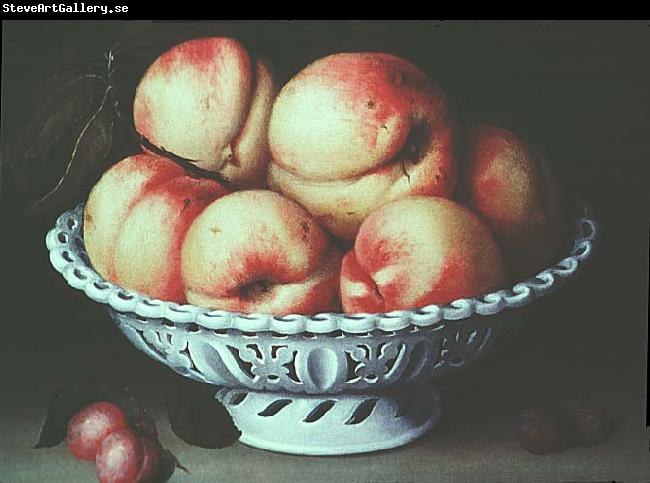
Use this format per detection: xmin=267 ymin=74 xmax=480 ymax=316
xmin=46 ymin=199 xmax=597 ymax=455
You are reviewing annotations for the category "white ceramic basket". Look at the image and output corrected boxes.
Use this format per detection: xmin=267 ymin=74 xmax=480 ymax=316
xmin=46 ymin=199 xmax=597 ymax=455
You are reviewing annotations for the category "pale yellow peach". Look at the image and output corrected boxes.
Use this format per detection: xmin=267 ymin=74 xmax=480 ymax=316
xmin=84 ymin=154 xmax=228 ymax=302
xmin=340 ymin=197 xmax=508 ymax=313
xmin=181 ymin=190 xmax=342 ymax=315
xmin=134 ymin=37 xmax=277 ymax=188
xmin=460 ymin=124 xmax=566 ymax=280
xmin=268 ymin=52 xmax=456 ymax=241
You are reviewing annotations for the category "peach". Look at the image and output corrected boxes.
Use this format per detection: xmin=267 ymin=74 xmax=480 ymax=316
xmin=65 ymin=402 xmax=129 ymax=462
xmin=181 ymin=190 xmax=342 ymax=315
xmin=134 ymin=37 xmax=277 ymax=188
xmin=84 ymin=153 xmax=228 ymax=302
xmin=268 ymin=52 xmax=457 ymax=241
xmin=460 ymin=125 xmax=566 ymax=280
xmin=340 ymin=197 xmax=508 ymax=313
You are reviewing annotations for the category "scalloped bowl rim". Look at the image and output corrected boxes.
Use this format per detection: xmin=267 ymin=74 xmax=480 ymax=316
xmin=45 ymin=198 xmax=597 ymax=335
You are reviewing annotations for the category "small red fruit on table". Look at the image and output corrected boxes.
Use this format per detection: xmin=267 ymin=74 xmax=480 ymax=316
xmin=95 ymin=429 xmax=161 ymax=483
xmin=65 ymin=402 xmax=129 ymax=462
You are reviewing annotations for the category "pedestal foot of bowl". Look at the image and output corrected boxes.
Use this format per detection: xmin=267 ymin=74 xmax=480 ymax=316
xmin=215 ymin=382 xmax=441 ymax=455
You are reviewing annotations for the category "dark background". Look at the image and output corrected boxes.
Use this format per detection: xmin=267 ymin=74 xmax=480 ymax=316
xmin=1 ymin=20 xmax=648 ymax=452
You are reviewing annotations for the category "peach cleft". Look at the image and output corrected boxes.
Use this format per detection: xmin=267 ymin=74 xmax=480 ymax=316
xmin=83 ymin=153 xmax=229 ymax=303
xmin=134 ymin=37 xmax=278 ymax=188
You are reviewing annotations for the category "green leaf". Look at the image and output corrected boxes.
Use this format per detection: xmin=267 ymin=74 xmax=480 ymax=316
xmin=166 ymin=378 xmax=240 ymax=449
xmin=25 ymin=85 xmax=116 ymax=216
xmin=10 ymin=70 xmax=106 ymax=163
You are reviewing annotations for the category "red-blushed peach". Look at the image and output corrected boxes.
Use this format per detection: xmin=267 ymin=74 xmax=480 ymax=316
xmin=134 ymin=37 xmax=278 ymax=188
xmin=84 ymin=153 xmax=228 ymax=303
xmin=460 ymin=124 xmax=567 ymax=280
xmin=180 ymin=190 xmax=343 ymax=315
xmin=268 ymin=52 xmax=457 ymax=241
xmin=340 ymin=197 xmax=508 ymax=313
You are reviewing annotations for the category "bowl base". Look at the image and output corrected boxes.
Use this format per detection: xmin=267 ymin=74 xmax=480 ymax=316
xmin=215 ymin=381 xmax=440 ymax=456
